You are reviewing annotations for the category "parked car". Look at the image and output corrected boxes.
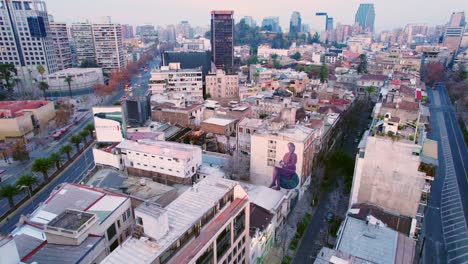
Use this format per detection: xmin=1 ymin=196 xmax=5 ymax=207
xmin=326 ymin=212 xmax=335 ymax=222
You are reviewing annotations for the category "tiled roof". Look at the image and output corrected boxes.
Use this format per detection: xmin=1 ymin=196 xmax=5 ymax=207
xmin=350 ymin=204 xmax=412 ymax=236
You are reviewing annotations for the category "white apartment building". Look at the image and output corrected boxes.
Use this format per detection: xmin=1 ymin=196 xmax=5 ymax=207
xmin=250 ymin=123 xmax=317 ymax=191
xmin=92 ymin=23 xmax=125 ymax=73
xmin=206 ymin=69 xmax=240 ymax=99
xmin=10 ymin=183 xmax=133 ymax=261
xmin=49 ymin=22 xmax=72 ymax=70
xmin=102 ymin=177 xmax=250 ymax=264
xmin=149 ymin=63 xmax=203 ymax=104
xmin=71 ymin=23 xmax=95 ymax=64
xmin=117 ymin=139 xmax=202 ymax=185
xmin=71 ymin=22 xmax=125 ymax=72
xmin=257 ymin=45 xmax=289 ymax=58
xmin=237 ymin=117 xmax=265 ymax=154
xmin=0 ymin=0 xmax=59 ymax=79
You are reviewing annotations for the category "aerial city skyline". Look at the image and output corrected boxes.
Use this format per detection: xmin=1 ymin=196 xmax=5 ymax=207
xmin=0 ymin=0 xmax=466 ymax=264
xmin=45 ymin=0 xmax=468 ymax=31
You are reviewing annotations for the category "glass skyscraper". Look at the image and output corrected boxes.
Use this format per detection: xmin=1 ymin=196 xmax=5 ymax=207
xmin=355 ymin=3 xmax=375 ymax=32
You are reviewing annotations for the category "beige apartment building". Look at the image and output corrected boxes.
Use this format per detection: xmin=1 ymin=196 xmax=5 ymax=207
xmin=206 ymin=69 xmax=240 ymax=100
xmin=0 ymin=101 xmax=55 ymax=140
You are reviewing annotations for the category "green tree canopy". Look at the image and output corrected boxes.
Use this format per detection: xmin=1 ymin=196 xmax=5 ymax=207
xmin=32 ymin=158 xmax=53 ymax=181
xmin=0 ymin=184 xmax=20 ymax=208
xmin=16 ymin=174 xmax=38 ymax=194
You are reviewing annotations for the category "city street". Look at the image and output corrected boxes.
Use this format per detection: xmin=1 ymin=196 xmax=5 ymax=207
xmin=421 ymin=84 xmax=468 ymax=264
xmin=0 ymin=56 xmax=160 ymax=221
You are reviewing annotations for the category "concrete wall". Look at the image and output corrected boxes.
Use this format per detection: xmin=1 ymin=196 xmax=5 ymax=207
xmin=250 ymin=134 xmax=305 ymax=188
xmin=93 ymin=148 xmax=122 ymax=169
xmin=349 ymin=136 xmax=426 ymax=218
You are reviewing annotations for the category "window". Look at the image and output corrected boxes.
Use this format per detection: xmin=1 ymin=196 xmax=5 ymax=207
xmin=126 ymin=208 xmax=131 ymax=219
xmin=234 ymin=209 xmax=245 ymax=240
xmin=106 ymin=223 xmax=117 ymax=240
xmin=136 ymin=216 xmax=143 ymax=226
xmin=267 ymin=158 xmax=275 ymax=166
xmin=23 ymin=2 xmax=31 ymax=10
xmin=12 ymin=1 xmax=21 ymax=9
xmin=117 ymin=220 xmax=121 ymax=229
xmin=122 ymin=211 xmax=127 ymax=222
xmin=216 ymin=225 xmax=231 ymax=261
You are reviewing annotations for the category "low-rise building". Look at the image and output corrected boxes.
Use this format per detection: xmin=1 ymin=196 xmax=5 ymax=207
xmin=333 ymin=215 xmax=416 ymax=264
xmin=46 ymin=68 xmax=104 ymax=97
xmin=152 ymin=103 xmax=204 ymax=127
xmin=206 ymin=69 xmax=240 ymax=100
xmin=201 ymin=116 xmax=237 ymax=136
xmin=0 ymin=101 xmax=55 ymax=140
xmin=10 ymin=183 xmax=133 ymax=261
xmin=356 ymin=74 xmax=388 ymax=89
xmin=101 ymin=177 xmax=250 ymax=264
xmin=117 ymin=139 xmax=202 ymax=185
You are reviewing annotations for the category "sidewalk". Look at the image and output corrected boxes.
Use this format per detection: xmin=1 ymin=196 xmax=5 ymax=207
xmin=263 ymin=188 xmax=316 ymax=264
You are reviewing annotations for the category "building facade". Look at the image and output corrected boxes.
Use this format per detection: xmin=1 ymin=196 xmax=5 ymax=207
xmin=49 ymin=22 xmax=72 ymax=70
xmin=289 ymin=12 xmax=301 ymax=34
xmin=206 ymin=69 xmax=239 ymax=100
xmin=0 ymin=0 xmax=59 ymax=77
xmin=149 ymin=64 xmax=203 ymax=103
xmin=211 ymin=10 xmax=234 ymax=73
xmin=117 ymin=139 xmax=203 ymax=185
xmin=92 ymin=23 xmax=125 ymax=73
xmin=355 ymin=3 xmax=375 ymax=32
xmin=71 ymin=23 xmax=95 ymax=65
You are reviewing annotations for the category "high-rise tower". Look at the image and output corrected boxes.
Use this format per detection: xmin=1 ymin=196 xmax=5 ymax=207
xmin=355 ymin=3 xmax=375 ymax=32
xmin=210 ymin=11 xmax=234 ymax=73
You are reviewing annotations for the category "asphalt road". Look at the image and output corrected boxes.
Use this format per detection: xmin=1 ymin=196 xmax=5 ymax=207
xmin=0 ymin=56 xmax=160 ymax=220
xmin=0 ymin=146 xmax=95 ymax=234
xmin=421 ymin=84 xmax=468 ymax=264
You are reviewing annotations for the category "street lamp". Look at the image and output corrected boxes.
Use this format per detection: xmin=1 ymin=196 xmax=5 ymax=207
xmin=20 ymin=185 xmax=31 ymax=199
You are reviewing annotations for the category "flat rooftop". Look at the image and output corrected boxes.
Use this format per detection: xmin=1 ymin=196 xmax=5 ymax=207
xmin=117 ymin=139 xmax=201 ymax=160
xmin=255 ymin=124 xmax=315 ymax=142
xmin=0 ymin=100 xmax=50 ymax=118
xmin=102 ymin=178 xmax=239 ymax=264
xmin=202 ymin=116 xmax=237 ymax=126
xmin=47 ymin=67 xmax=101 ymax=77
xmin=47 ymin=210 xmax=94 ymax=231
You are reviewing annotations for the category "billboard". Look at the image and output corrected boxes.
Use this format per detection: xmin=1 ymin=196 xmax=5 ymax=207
xmin=92 ymin=106 xmax=127 ymax=143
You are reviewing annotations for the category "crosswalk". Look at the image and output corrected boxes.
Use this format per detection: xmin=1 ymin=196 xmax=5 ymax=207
xmin=437 ymin=111 xmax=468 ymax=263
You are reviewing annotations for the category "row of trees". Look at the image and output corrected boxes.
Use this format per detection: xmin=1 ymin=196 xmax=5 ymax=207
xmin=0 ymin=123 xmax=94 ymax=209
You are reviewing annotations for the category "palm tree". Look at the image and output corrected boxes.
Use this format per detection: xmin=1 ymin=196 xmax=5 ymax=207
xmin=70 ymin=134 xmax=82 ymax=152
xmin=80 ymin=129 xmax=90 ymax=144
xmin=32 ymin=158 xmax=53 ymax=181
xmin=16 ymin=174 xmax=38 ymax=194
xmin=365 ymin=85 xmax=376 ymax=102
xmin=64 ymin=76 xmax=73 ymax=98
xmin=49 ymin=152 xmax=63 ymax=170
xmin=60 ymin=144 xmax=73 ymax=160
xmin=38 ymin=81 xmax=49 ymax=100
xmin=0 ymin=184 xmax=20 ymax=208
xmin=36 ymin=65 xmax=46 ymax=80
xmin=85 ymin=124 xmax=95 ymax=134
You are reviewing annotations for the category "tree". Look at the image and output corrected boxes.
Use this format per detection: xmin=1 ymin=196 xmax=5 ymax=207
xmin=290 ymin=52 xmax=301 ymax=60
xmin=36 ymin=65 xmax=46 ymax=80
xmin=0 ymin=64 xmax=18 ymax=95
xmin=12 ymin=145 xmax=29 ymax=162
xmin=49 ymin=152 xmax=63 ymax=170
xmin=365 ymin=86 xmax=376 ymax=102
xmin=64 ymin=76 xmax=73 ymax=98
xmin=80 ymin=129 xmax=89 ymax=144
xmin=16 ymin=174 xmax=38 ymax=194
xmin=55 ymin=104 xmax=73 ymax=127
xmin=70 ymin=134 xmax=82 ymax=152
xmin=38 ymin=81 xmax=49 ymax=100
xmin=357 ymin=54 xmax=368 ymax=73
xmin=85 ymin=124 xmax=95 ymax=138
xmin=32 ymin=158 xmax=53 ymax=181
xmin=319 ymin=63 xmax=329 ymax=83
xmin=60 ymin=144 xmax=73 ymax=160
xmin=0 ymin=184 xmax=20 ymax=208
xmin=422 ymin=62 xmax=444 ymax=87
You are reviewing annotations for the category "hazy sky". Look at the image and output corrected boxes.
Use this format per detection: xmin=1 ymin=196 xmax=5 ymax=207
xmin=47 ymin=0 xmax=467 ymax=32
